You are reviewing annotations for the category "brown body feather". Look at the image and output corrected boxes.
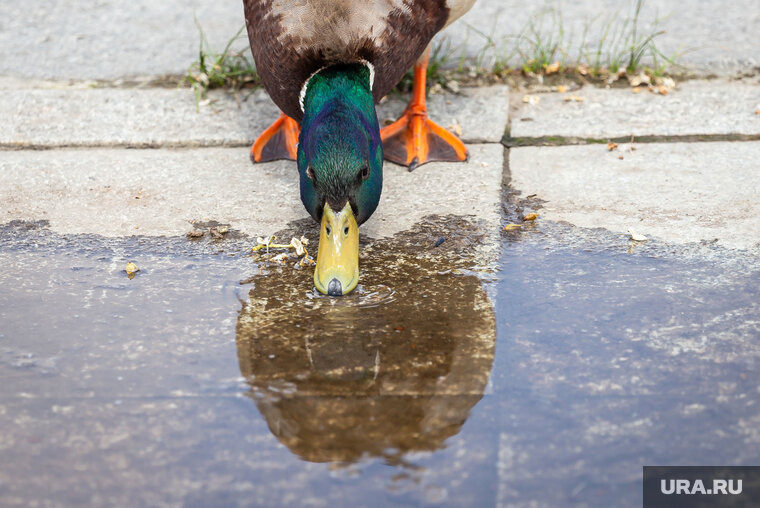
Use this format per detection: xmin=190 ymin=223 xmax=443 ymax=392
xmin=244 ymin=0 xmax=474 ymax=121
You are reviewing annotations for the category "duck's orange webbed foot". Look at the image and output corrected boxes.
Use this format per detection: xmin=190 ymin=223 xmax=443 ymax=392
xmin=250 ymin=112 xmax=301 ymax=163
xmin=381 ymin=48 xmax=468 ymax=171
xmin=381 ymin=106 xmax=468 ymax=171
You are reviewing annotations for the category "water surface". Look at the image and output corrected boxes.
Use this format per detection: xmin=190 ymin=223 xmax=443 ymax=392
xmin=0 ymin=216 xmax=758 ymax=507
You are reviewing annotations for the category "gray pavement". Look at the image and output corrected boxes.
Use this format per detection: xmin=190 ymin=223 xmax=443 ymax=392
xmin=510 ymin=78 xmax=760 ymax=140
xmin=0 ymin=85 xmax=508 ymax=148
xmin=510 ymin=141 xmax=760 ymax=251
xmin=0 ymin=144 xmax=502 ymax=239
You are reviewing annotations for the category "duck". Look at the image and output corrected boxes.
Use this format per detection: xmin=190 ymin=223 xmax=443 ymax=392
xmin=243 ymin=0 xmax=475 ymax=296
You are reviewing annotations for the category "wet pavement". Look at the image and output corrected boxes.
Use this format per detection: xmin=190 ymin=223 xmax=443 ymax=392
xmin=1 ymin=207 xmax=758 ymax=507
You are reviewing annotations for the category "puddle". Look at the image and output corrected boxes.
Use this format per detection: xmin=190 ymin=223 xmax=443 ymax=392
xmin=237 ymin=219 xmax=495 ymax=466
xmin=0 ymin=216 xmax=758 ymax=507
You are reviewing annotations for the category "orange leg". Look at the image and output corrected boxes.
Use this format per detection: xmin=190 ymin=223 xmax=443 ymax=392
xmin=250 ymin=112 xmax=301 ymax=163
xmin=381 ymin=47 xmax=468 ymax=170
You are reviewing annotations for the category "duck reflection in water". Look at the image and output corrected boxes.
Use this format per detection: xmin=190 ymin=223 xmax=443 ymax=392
xmin=235 ymin=219 xmax=496 ymax=465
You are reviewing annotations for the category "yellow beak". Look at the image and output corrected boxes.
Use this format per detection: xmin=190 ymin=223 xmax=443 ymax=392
xmin=314 ymin=202 xmax=359 ymax=296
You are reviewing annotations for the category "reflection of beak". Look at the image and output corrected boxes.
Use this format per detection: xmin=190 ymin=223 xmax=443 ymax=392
xmin=314 ymin=202 xmax=359 ymax=296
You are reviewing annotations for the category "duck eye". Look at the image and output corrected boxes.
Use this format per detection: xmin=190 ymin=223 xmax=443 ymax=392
xmin=306 ymin=166 xmax=316 ymax=181
xmin=360 ymin=165 xmax=370 ymax=181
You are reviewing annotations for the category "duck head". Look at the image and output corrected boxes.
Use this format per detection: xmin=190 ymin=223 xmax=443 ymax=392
xmin=298 ymin=63 xmax=383 ymax=296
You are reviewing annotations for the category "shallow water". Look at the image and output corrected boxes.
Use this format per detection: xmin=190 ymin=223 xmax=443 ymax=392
xmin=0 ymin=216 xmax=758 ymax=507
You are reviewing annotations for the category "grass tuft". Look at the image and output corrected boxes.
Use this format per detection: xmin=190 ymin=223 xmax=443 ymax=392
xmin=182 ymin=21 xmax=259 ymax=108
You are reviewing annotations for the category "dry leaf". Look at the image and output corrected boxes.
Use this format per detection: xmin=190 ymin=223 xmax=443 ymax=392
xmin=544 ymin=61 xmax=561 ymax=75
xmin=628 ymin=229 xmax=647 ymax=242
xmin=448 ymin=120 xmax=462 ymax=137
xmin=217 ymin=225 xmax=229 ymax=234
xmin=298 ymin=256 xmax=316 ymax=267
xmin=270 ymin=253 xmax=289 ymax=264
xmin=523 ymin=213 xmax=539 ymax=221
xmin=632 ymin=86 xmax=642 ymax=94
xmin=618 ymin=155 xmax=624 ymax=160
xmin=290 ymin=237 xmax=306 ymax=256
xmin=576 ymin=64 xmax=590 ymax=76
xmin=125 ymin=262 xmax=139 ymax=275
xmin=522 ymin=94 xmax=541 ymax=105
xmin=186 ymin=230 xmax=204 ymax=239
xmin=564 ymin=95 xmax=585 ymax=102
xmin=627 ymin=71 xmax=651 ymax=87
xmin=504 ymin=223 xmax=522 ymax=231
xmin=557 ymin=85 xmax=568 ymax=93
xmin=445 ymin=80 xmax=460 ymax=93
xmin=660 ymin=77 xmax=676 ymax=89
xmin=607 ymin=142 xmax=619 ymax=151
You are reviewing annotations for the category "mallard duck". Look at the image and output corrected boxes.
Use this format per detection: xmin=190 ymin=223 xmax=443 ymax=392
xmin=244 ymin=0 xmax=475 ymax=295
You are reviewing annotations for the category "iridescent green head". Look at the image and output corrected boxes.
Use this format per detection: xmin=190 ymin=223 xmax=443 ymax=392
xmin=297 ymin=63 xmax=383 ymax=296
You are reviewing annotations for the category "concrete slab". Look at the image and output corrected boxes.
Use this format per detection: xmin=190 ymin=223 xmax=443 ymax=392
xmin=509 ymin=141 xmax=760 ymax=251
xmin=0 ymin=0 xmax=757 ymax=80
xmin=0 ymin=0 xmax=246 ymax=81
xmin=0 ymin=85 xmax=508 ymax=148
xmin=510 ymin=79 xmax=760 ymax=140
xmin=0 ymin=144 xmax=502 ymax=239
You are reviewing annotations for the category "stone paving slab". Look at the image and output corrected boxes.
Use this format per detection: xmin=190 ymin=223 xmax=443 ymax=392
xmin=0 ymin=85 xmax=508 ymax=148
xmin=1 ymin=0 xmax=756 ymax=80
xmin=509 ymin=141 xmax=760 ymax=251
xmin=510 ymin=79 xmax=760 ymax=140
xmin=0 ymin=144 xmax=502 ymax=239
